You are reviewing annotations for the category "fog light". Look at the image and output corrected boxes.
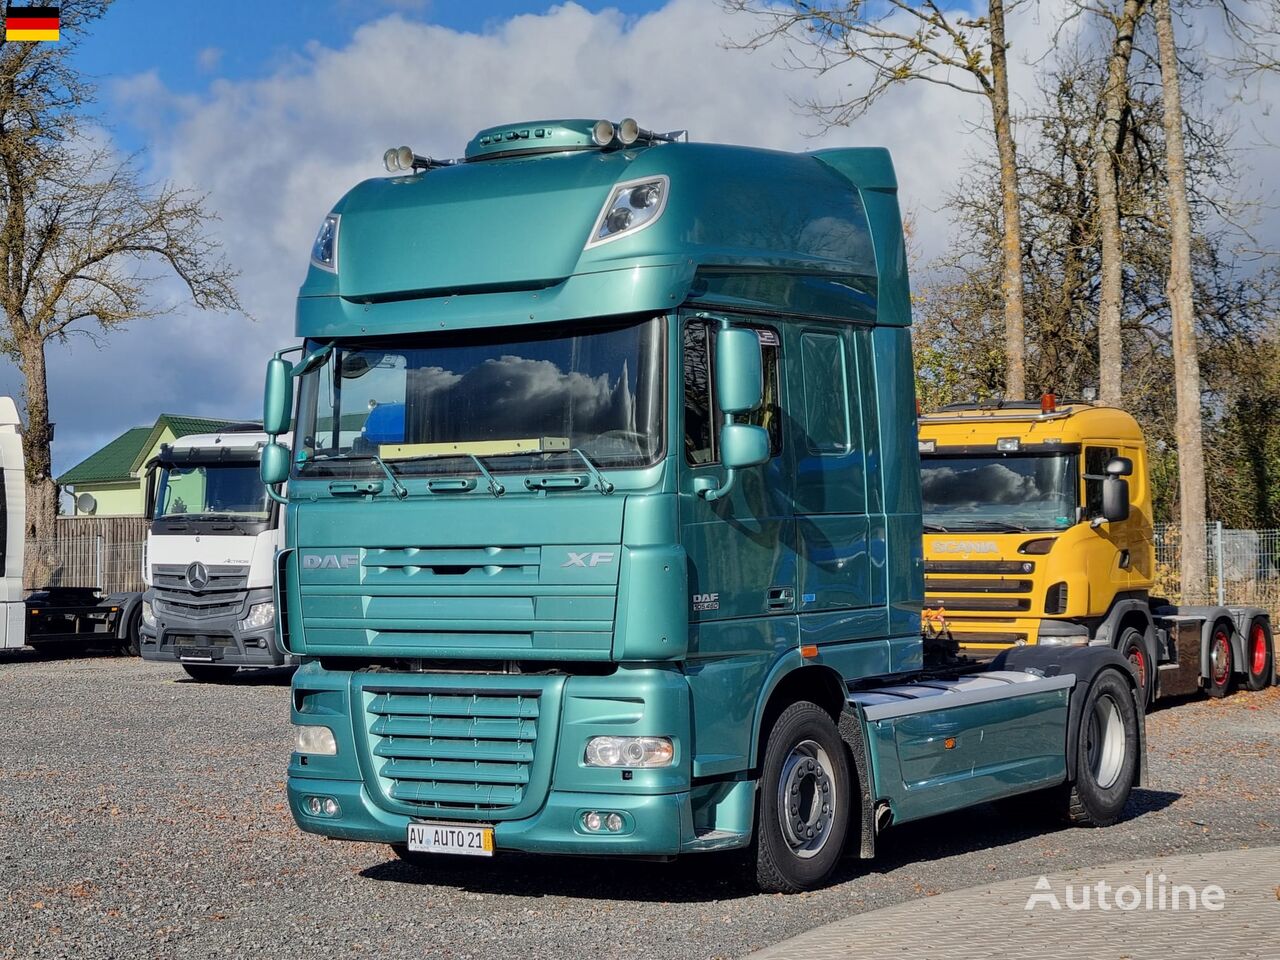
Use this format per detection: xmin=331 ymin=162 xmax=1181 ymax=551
xmin=322 ymin=798 xmax=339 ymax=816
xmin=581 ymin=811 xmax=625 ymax=833
xmin=307 ymin=797 xmax=322 ymax=815
xmin=295 ymin=724 xmax=337 ymax=756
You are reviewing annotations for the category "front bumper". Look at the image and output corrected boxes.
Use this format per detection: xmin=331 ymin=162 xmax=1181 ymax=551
xmin=288 ymin=778 xmax=691 ymax=855
xmin=140 ymin=586 xmax=293 ymax=667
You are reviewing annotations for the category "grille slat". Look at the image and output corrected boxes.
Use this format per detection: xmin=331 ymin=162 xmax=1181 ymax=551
xmin=366 ymin=688 xmax=540 ymax=814
xmin=924 ymin=578 xmax=1033 ymax=594
xmin=152 ymin=563 xmax=250 ymax=621
xmin=929 ymin=596 xmax=1031 ymax=612
xmin=925 ymin=560 xmax=1036 ymax=574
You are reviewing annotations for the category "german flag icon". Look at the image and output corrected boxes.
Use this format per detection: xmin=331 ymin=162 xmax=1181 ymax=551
xmin=5 ymin=5 xmax=60 ymax=42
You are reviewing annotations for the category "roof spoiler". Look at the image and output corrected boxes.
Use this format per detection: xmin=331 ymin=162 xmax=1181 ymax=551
xmin=810 ymin=147 xmax=897 ymax=191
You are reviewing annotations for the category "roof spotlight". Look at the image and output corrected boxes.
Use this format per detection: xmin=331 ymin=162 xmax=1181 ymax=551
xmin=592 ymin=119 xmax=616 ymax=147
xmin=395 ymin=145 xmax=414 ymax=170
xmin=383 ymin=148 xmax=399 ymax=172
xmin=618 ymin=118 xmax=640 ymax=146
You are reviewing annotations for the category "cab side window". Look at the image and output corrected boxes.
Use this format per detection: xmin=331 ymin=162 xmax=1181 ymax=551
xmin=683 ymin=320 xmax=782 ymax=465
xmin=1083 ymin=446 xmax=1119 ymax=517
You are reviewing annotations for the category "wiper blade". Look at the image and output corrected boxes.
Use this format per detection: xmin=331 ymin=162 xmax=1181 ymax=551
xmin=950 ymin=521 xmax=1031 ymax=532
xmin=573 ymin=448 xmax=615 ymax=495
xmin=467 ymin=454 xmax=505 ymax=498
xmin=922 ymin=522 xmax=949 ymax=533
xmin=314 ymin=453 xmax=407 ymax=500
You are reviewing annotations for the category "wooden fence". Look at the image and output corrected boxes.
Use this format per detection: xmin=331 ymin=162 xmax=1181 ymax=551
xmin=24 ymin=516 xmax=149 ymax=594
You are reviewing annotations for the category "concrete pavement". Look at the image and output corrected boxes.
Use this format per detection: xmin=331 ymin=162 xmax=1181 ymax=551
xmin=749 ymin=845 xmax=1280 ymax=959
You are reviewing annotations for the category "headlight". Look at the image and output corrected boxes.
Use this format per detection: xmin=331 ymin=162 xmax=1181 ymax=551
xmin=585 ymin=176 xmax=668 ymax=248
xmin=310 ymin=213 xmax=340 ymax=272
xmin=239 ymin=601 xmax=275 ymax=631
xmin=1037 ymin=635 xmax=1088 ymax=646
xmin=141 ymin=601 xmax=156 ymax=628
xmin=584 ymin=735 xmax=674 ymax=768
xmin=295 ymin=725 xmax=337 ymax=756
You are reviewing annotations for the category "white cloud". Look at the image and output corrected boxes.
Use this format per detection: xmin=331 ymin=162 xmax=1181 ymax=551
xmin=2 ymin=0 xmax=1273 ymax=476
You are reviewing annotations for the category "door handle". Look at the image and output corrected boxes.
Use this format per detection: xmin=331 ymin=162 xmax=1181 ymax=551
xmin=767 ymin=587 xmax=795 ymax=610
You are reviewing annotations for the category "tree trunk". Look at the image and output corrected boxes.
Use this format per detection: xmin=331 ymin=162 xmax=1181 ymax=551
xmin=988 ymin=0 xmax=1027 ymax=400
xmin=1154 ymin=0 xmax=1207 ymax=600
xmin=17 ymin=333 xmax=58 ymax=586
xmin=1095 ymin=0 xmax=1146 ymax=406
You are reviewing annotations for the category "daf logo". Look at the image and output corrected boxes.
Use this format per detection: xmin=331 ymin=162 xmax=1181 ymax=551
xmin=185 ymin=561 xmax=210 ymax=590
xmin=561 ymin=551 xmax=615 ymax=568
xmin=934 ymin=541 xmax=999 ymax=554
xmin=303 ymin=553 xmax=360 ymax=570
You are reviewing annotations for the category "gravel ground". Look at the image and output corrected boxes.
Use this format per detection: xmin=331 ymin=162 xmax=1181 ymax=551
xmin=2 ymin=650 xmax=1277 ymax=960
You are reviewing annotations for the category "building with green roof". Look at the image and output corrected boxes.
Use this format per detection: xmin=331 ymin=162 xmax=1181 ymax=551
xmin=57 ymin=414 xmax=236 ymax=516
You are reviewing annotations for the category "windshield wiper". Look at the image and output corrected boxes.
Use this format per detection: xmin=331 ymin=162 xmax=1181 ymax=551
xmin=922 ymin=522 xmax=949 ymax=533
xmin=950 ymin=520 xmax=1032 ymax=533
xmin=467 ymin=454 xmax=506 ymax=498
xmin=314 ymin=452 xmax=408 ymax=500
xmin=573 ymin=448 xmax=615 ymax=495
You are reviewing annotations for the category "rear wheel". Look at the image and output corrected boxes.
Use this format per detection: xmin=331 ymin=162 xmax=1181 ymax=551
xmin=181 ymin=664 xmax=239 ymax=683
xmin=1206 ymin=621 xmax=1235 ymax=699
xmin=1118 ymin=627 xmax=1153 ymax=711
xmin=1244 ymin=617 xmax=1273 ymax=692
xmin=751 ymin=701 xmax=851 ymax=893
xmin=1065 ymin=669 xmax=1139 ymax=827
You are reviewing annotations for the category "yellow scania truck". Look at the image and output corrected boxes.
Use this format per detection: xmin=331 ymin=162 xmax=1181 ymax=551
xmin=919 ymin=397 xmax=1273 ymax=708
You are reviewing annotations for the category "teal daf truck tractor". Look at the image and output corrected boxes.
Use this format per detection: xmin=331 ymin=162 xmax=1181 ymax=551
xmin=259 ymin=119 xmax=1146 ymax=893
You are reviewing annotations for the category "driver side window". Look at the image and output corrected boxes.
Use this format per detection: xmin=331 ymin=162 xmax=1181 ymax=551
xmin=1083 ymin=446 xmax=1119 ymax=517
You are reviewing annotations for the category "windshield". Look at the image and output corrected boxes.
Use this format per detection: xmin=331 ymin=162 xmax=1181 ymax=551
xmin=921 ymin=453 xmax=1077 ymax=532
xmin=293 ymin=316 xmax=664 ymax=477
xmin=155 ymin=462 xmax=270 ymax=520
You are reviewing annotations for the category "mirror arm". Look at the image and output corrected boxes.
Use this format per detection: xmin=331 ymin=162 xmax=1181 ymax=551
xmin=695 ymin=467 xmax=739 ymax=502
xmin=267 ymin=485 xmax=288 ymax=505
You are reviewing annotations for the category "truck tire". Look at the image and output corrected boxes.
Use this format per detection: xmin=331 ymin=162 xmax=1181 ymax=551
xmin=1065 ymin=669 xmax=1139 ymax=827
xmin=1117 ymin=627 xmax=1153 ymax=712
xmin=751 ymin=701 xmax=851 ymax=893
xmin=182 ymin=664 xmax=239 ymax=683
xmin=1206 ymin=620 xmax=1235 ymax=699
xmin=119 ymin=607 xmax=142 ymax=658
xmin=1244 ymin=616 xmax=1273 ymax=691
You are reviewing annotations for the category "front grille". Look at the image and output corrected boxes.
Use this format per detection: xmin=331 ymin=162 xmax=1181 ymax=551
xmin=924 ymin=578 xmax=1032 ymax=593
xmin=153 ymin=563 xmax=249 ymax=620
xmin=929 ymin=596 xmax=1031 ymax=612
xmin=926 ymin=560 xmax=1036 ymax=574
xmin=365 ymin=687 xmax=539 ymax=814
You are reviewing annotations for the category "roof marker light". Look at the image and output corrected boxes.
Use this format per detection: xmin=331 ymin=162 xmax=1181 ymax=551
xmin=996 ymin=437 xmax=1021 ymax=452
xmin=1041 ymin=393 xmax=1057 ymax=414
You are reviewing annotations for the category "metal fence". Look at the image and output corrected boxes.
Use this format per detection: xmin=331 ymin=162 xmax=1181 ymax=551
xmin=1154 ymin=523 xmax=1280 ymax=608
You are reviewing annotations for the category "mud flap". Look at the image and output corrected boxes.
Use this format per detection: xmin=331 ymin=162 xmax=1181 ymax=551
xmin=837 ymin=703 xmax=877 ymax=859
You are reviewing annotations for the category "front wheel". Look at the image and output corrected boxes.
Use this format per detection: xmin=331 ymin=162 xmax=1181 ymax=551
xmin=1117 ymin=627 xmax=1153 ymax=712
xmin=181 ymin=664 xmax=239 ymax=683
xmin=1206 ymin=620 xmax=1235 ymax=699
xmin=118 ymin=607 xmax=142 ymax=657
xmin=1245 ymin=617 xmax=1273 ymax=691
xmin=1065 ymin=669 xmax=1139 ymax=827
xmin=751 ymin=701 xmax=851 ymax=893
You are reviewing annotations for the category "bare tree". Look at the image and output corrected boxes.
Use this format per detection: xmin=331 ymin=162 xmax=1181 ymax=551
xmin=722 ymin=0 xmax=1030 ymax=398
xmin=0 ymin=3 xmax=241 ymax=555
xmin=1094 ymin=0 xmax=1147 ymax=404
xmin=1153 ymin=0 xmax=1207 ymax=598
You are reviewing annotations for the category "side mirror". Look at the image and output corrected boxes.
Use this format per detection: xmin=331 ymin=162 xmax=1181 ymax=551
xmin=260 ymin=441 xmax=290 ymax=487
xmin=715 ymin=328 xmax=763 ymax=414
xmin=1102 ymin=476 xmax=1130 ymax=523
xmin=1105 ymin=456 xmax=1133 ymax=477
xmin=720 ymin=422 xmax=769 ymax=470
xmin=263 ymin=357 xmax=294 ymax=436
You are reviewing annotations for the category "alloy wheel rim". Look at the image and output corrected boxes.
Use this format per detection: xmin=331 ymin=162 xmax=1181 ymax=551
xmin=777 ymin=738 xmax=837 ymax=859
xmin=1085 ymin=694 xmax=1125 ymax=790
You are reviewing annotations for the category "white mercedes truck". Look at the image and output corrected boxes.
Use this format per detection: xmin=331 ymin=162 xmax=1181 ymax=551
xmin=139 ymin=426 xmax=292 ymax=681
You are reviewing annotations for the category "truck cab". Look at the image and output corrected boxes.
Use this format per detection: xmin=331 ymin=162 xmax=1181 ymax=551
xmin=139 ymin=427 xmax=291 ymax=680
xmin=919 ymin=400 xmax=1153 ymax=649
xmin=919 ymin=399 xmax=1273 ymax=706
xmin=262 ymin=120 xmax=1146 ymax=892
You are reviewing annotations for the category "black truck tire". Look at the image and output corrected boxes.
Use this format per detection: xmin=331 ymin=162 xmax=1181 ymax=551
xmin=1245 ymin=616 xmax=1273 ymax=692
xmin=1206 ymin=620 xmax=1235 ymax=699
xmin=1117 ymin=627 xmax=1153 ymax=712
xmin=182 ymin=664 xmax=239 ymax=683
xmin=119 ymin=607 xmax=142 ymax=657
xmin=1065 ymin=669 xmax=1139 ymax=827
xmin=752 ymin=701 xmax=851 ymax=893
